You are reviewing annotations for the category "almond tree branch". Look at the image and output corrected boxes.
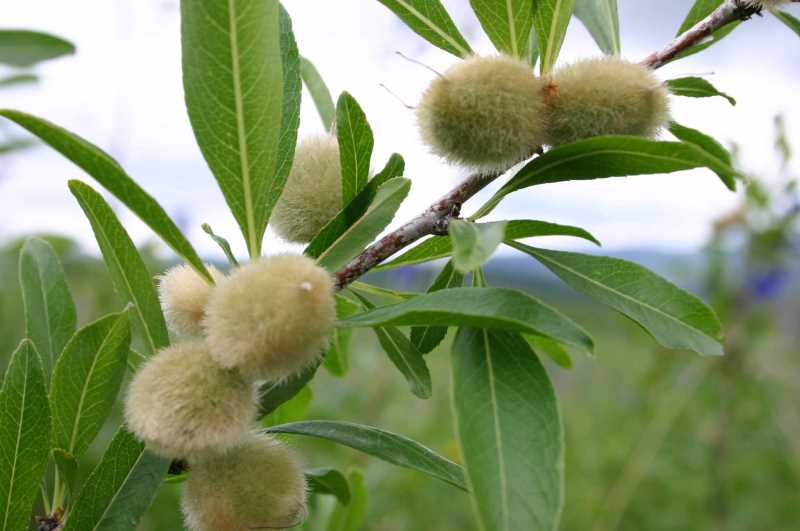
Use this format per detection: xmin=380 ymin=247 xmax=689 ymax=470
xmin=333 ymin=0 xmax=770 ymax=290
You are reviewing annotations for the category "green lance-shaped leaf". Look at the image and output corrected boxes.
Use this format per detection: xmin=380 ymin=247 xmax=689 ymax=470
xmin=306 ymin=153 xmax=404 ymax=259
xmin=0 ymin=110 xmax=212 ymax=281
xmin=666 ymin=77 xmax=736 ymax=106
xmin=69 ymin=180 xmax=170 ymax=357
xmin=475 ymin=136 xmax=735 ymax=218
xmin=508 ymin=241 xmax=724 ymax=356
xmin=774 ymin=10 xmax=800 ymax=38
xmin=18 ymin=237 xmax=77 ymax=380
xmin=448 ymin=220 xmax=507 ymax=273
xmin=340 ymin=287 xmax=594 ymax=352
xmin=0 ymin=73 xmax=38 ymax=87
xmin=263 ymin=386 xmax=313 ymax=427
xmin=63 ymin=428 xmax=169 ymax=531
xmin=336 ymin=92 xmax=374 ymax=204
xmin=526 ymin=334 xmax=573 ymax=369
xmin=306 ymin=467 xmax=351 ymax=505
xmin=49 ymin=311 xmax=131 ymax=460
xmin=0 ymin=29 xmax=75 ymax=67
xmin=376 ymin=0 xmax=472 ymax=58
xmin=0 ymin=340 xmax=51 ymax=531
xmin=375 ymin=219 xmax=600 ymax=271
xmin=265 ymin=420 xmax=467 ymax=490
xmin=451 ymin=328 xmax=563 ymax=531
xmin=258 ymin=363 xmax=319 ymax=417
xmin=325 ymin=469 xmax=368 ymax=531
xmin=673 ymin=0 xmax=740 ymax=61
xmin=573 ymin=0 xmax=620 ymax=55
xmin=468 ymin=0 xmax=534 ymax=58
xmin=533 ymin=0 xmax=577 ymax=74
xmin=317 ymin=177 xmax=411 ymax=272
xmin=349 ymin=281 xmax=417 ymax=302
xmin=182 ymin=0 xmax=300 ymax=258
xmin=301 ymin=56 xmax=336 ymax=131
xmin=352 ymin=292 xmax=432 ymax=399
xmin=669 ymin=121 xmax=737 ymax=190
xmin=411 ymin=260 xmax=464 ymax=354
xmin=323 ymin=295 xmax=363 ymax=378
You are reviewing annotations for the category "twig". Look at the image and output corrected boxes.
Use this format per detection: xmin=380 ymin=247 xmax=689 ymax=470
xmin=332 ymin=0 xmax=769 ymax=290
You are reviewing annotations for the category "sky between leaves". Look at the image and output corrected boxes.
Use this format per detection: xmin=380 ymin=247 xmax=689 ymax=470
xmin=0 ymin=0 xmax=799 ymax=261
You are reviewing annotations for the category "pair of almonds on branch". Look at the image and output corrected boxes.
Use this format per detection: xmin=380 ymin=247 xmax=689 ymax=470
xmin=124 ymin=256 xmax=336 ymax=530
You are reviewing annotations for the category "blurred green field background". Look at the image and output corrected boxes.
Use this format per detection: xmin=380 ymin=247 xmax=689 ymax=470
xmin=1 ymin=233 xmax=797 ymax=531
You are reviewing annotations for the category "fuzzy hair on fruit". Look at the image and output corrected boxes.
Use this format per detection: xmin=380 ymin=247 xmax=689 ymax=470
xmin=124 ymin=340 xmax=256 ymax=459
xmin=203 ymin=254 xmax=336 ymax=382
xmin=271 ymin=135 xmax=343 ymax=243
xmin=543 ymin=57 xmax=670 ymax=146
xmin=416 ymin=54 xmax=548 ymax=171
xmin=182 ymin=432 xmax=307 ymax=531
xmin=158 ymin=263 xmax=223 ymax=338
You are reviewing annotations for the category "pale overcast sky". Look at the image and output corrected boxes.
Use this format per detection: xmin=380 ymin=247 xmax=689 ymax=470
xmin=1 ymin=1 xmax=799 ymax=263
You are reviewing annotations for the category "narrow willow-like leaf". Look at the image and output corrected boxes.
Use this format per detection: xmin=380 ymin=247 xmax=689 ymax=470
xmin=182 ymin=0 xmax=300 ymax=258
xmin=452 ymin=328 xmax=563 ymax=531
xmin=306 ymin=154 xmax=404 ymax=259
xmin=336 ymin=92 xmax=374 ymax=204
xmin=376 ymin=0 xmax=472 ymax=57
xmin=508 ymin=241 xmax=724 ymax=356
xmin=669 ymin=121 xmax=736 ymax=190
xmin=476 ymin=136 xmax=733 ymax=218
xmin=0 ymin=340 xmax=51 ymax=531
xmin=349 ymin=281 xmax=417 ymax=302
xmin=340 ymin=287 xmax=594 ymax=352
xmin=0 ymin=73 xmax=38 ymax=87
xmin=448 ymin=220 xmax=507 ymax=273
xmin=306 ymin=467 xmax=351 ymax=505
xmin=673 ymin=0 xmax=739 ymax=60
xmin=533 ymin=0 xmax=577 ymax=73
xmin=573 ymin=0 xmax=620 ymax=54
xmin=411 ymin=260 xmax=464 ymax=354
xmin=263 ymin=386 xmax=313 ymax=427
xmin=526 ymin=334 xmax=573 ymax=369
xmin=63 ymin=428 xmax=169 ymax=531
xmin=301 ymin=56 xmax=336 ymax=130
xmin=0 ymin=110 xmax=211 ymax=281
xmin=666 ymin=77 xmax=736 ymax=106
xmin=69 ymin=181 xmax=170 ymax=356
xmin=323 ymin=295 xmax=362 ymax=377
xmin=19 ymin=237 xmax=77 ymax=380
xmin=375 ymin=219 xmax=600 ymax=271
xmin=468 ymin=0 xmax=534 ymax=58
xmin=265 ymin=420 xmax=467 ymax=490
xmin=0 ymin=30 xmax=75 ymax=67
xmin=49 ymin=312 xmax=130 ymax=459
xmin=774 ymin=9 xmax=800 ymax=38
xmin=325 ymin=469 xmax=368 ymax=531
xmin=352 ymin=292 xmax=432 ymax=399
xmin=317 ymin=177 xmax=410 ymax=272
xmin=258 ymin=363 xmax=319 ymax=417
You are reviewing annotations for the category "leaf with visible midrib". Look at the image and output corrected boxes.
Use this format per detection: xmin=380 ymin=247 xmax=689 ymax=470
xmin=508 ymin=241 xmax=724 ymax=356
xmin=533 ymin=0 xmax=577 ymax=73
xmin=0 ymin=110 xmax=211 ymax=281
xmin=19 ymin=237 xmax=77 ymax=381
xmin=0 ymin=29 xmax=75 ymax=67
xmin=339 ymin=286 xmax=594 ymax=352
xmin=265 ymin=420 xmax=467 ymax=490
xmin=666 ymin=77 xmax=736 ymax=106
xmin=452 ymin=328 xmax=563 ymax=531
xmin=574 ymin=0 xmax=620 ymax=55
xmin=448 ymin=220 xmax=507 ymax=273
xmin=469 ymin=0 xmax=534 ymax=58
xmin=63 ymin=428 xmax=169 ymax=531
xmin=669 ymin=121 xmax=736 ymax=190
xmin=0 ymin=340 xmax=51 ymax=531
xmin=476 ymin=136 xmax=734 ymax=218
xmin=182 ymin=0 xmax=300 ymax=258
xmin=411 ymin=260 xmax=464 ymax=354
xmin=376 ymin=0 xmax=472 ymax=58
xmin=337 ymin=93 xmax=374 ymax=204
xmin=69 ymin=180 xmax=169 ymax=357
xmin=49 ymin=312 xmax=131 ymax=460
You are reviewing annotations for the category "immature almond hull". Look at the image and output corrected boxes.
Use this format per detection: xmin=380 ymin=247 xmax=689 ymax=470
xmin=417 ymin=54 xmax=548 ymax=171
xmin=124 ymin=340 xmax=255 ymax=459
xmin=158 ymin=263 xmax=223 ymax=338
xmin=182 ymin=433 xmax=307 ymax=531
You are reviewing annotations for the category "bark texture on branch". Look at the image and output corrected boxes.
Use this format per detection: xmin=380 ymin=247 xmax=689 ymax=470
xmin=333 ymin=0 xmax=773 ymax=290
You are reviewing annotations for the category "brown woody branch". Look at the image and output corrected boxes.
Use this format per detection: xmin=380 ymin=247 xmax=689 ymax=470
xmin=333 ymin=0 xmax=772 ymax=290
